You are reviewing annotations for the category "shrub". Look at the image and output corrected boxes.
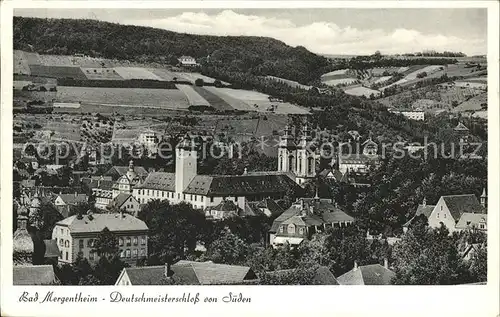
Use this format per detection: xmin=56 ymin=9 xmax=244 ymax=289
xmin=195 ymin=78 xmax=204 ymax=87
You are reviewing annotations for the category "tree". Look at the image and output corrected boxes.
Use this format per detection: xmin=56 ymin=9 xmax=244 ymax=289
xmin=213 ymin=79 xmax=223 ymax=88
xmin=195 ymin=78 xmax=204 ymax=87
xmin=204 ymin=228 xmax=249 ymax=265
xmin=469 ymin=243 xmax=487 ymax=282
xmin=392 ymin=224 xmax=471 ymax=285
xmin=92 ymin=227 xmax=119 ymax=259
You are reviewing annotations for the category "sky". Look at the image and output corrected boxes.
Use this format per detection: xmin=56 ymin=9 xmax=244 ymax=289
xmin=15 ymin=8 xmax=488 ymax=56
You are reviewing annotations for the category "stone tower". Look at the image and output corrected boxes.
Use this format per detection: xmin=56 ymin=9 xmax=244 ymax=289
xmin=296 ymin=124 xmax=317 ymax=184
xmin=175 ymin=133 xmax=198 ymax=196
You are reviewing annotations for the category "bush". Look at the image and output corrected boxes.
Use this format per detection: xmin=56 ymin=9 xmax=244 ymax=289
xmin=195 ymin=78 xmax=204 ymax=87
xmin=416 ymin=72 xmax=428 ymax=79
xmin=214 ymin=79 xmax=223 ymax=88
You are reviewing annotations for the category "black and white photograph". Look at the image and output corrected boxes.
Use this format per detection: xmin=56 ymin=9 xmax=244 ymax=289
xmin=1 ymin=2 xmax=499 ymax=315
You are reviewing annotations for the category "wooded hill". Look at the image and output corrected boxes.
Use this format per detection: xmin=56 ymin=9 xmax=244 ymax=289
xmin=13 ymin=16 xmax=331 ymax=84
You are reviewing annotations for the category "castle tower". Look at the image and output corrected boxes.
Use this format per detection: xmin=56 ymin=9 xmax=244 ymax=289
xmin=296 ymin=124 xmax=317 ymax=184
xmin=277 ymin=125 xmax=297 ymax=173
xmin=175 ymin=133 xmax=198 ymax=197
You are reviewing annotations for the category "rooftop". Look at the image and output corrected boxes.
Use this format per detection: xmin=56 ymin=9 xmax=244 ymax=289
xmin=56 ymin=213 xmax=148 ymax=234
xmin=13 ymin=265 xmax=58 ymax=285
xmin=337 ymin=264 xmax=395 ymax=285
xmin=171 ymin=260 xmax=257 ymax=285
xmin=441 ymin=194 xmax=485 ymax=221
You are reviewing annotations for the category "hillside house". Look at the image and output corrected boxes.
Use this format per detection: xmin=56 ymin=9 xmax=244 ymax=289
xmin=178 ymin=56 xmax=197 ymax=67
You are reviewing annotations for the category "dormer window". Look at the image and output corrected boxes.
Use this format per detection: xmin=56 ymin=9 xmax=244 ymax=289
xmin=287 ymin=224 xmax=295 ymax=234
xmin=279 ymin=226 xmax=284 ymax=233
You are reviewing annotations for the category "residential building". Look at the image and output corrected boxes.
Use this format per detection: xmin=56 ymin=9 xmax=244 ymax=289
xmin=178 ymin=55 xmax=197 ymax=67
xmin=245 ymin=198 xmax=284 ymax=217
xmin=427 ymin=194 xmax=486 ymax=233
xmin=13 ymin=265 xmax=59 ymax=285
xmin=403 ymin=198 xmax=436 ymax=233
xmin=337 ymin=261 xmax=395 ymax=285
xmin=270 ymin=197 xmax=354 ymax=248
xmin=116 ymin=260 xmax=258 ymax=285
xmin=338 ymin=137 xmax=380 ymax=175
xmin=138 ymin=129 xmax=159 ymax=156
xmin=389 ymin=109 xmax=425 ymax=121
xmin=263 ymin=266 xmax=339 ymax=285
xmin=112 ymin=160 xmax=144 ymax=198
xmin=54 ymin=192 xmax=88 ymax=218
xmin=105 ymin=164 xmax=148 ymax=181
xmin=52 ymin=212 xmax=149 ymax=266
xmin=109 ymin=193 xmax=141 ymax=216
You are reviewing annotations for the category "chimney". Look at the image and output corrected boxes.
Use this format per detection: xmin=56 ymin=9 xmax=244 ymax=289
xmin=384 ymin=258 xmax=389 ymax=269
xmin=353 ymin=261 xmax=358 ymax=271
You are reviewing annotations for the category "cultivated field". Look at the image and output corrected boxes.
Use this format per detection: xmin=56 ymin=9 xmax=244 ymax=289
xmin=203 ymin=87 xmax=255 ymax=111
xmin=113 ymin=67 xmax=164 ymax=80
xmin=344 ymin=86 xmax=381 ymax=98
xmin=56 ymin=86 xmax=190 ymax=109
xmin=216 ymin=88 xmax=310 ymax=114
xmin=148 ymin=68 xmax=179 ymax=81
xmin=81 ymin=68 xmax=124 ymax=80
xmin=192 ymin=87 xmax=234 ymax=111
xmin=265 ymin=76 xmax=312 ymax=90
xmin=176 ymin=72 xmax=229 ymax=85
xmin=44 ymin=121 xmax=82 ymax=141
xmin=373 ymin=76 xmax=392 ymax=84
xmin=452 ymin=93 xmax=487 ymax=113
xmin=175 ymin=84 xmax=210 ymax=107
xmin=14 ymin=50 xmax=31 ymax=75
xmin=322 ymin=78 xmax=359 ymax=87
xmin=29 ymin=65 xmax=88 ymax=80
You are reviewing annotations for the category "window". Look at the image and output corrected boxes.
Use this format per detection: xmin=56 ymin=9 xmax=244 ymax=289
xmin=133 ymin=237 xmax=138 ymax=246
xmin=140 ymin=248 xmax=146 ymax=256
xmin=279 ymin=226 xmax=284 ymax=233
xmin=120 ymin=250 xmax=125 ymax=258
xmin=210 ymin=197 xmax=214 ymax=203
xmin=65 ymin=240 xmax=69 ymax=248
xmin=126 ymin=237 xmax=131 ymax=246
xmin=287 ymin=224 xmax=295 ymax=234
xmin=119 ymin=238 xmax=124 ymax=246
xmin=65 ymin=252 xmax=68 ymax=260
xmin=79 ymin=239 xmax=84 ymax=249
xmin=89 ymin=251 xmax=95 ymax=261
xmin=201 ymin=196 xmax=204 ymax=202
xmin=59 ymin=239 xmax=64 ymax=246
xmin=437 ymin=213 xmax=440 ymax=218
xmin=440 ymin=206 xmax=443 ymax=211
xmin=60 ymin=228 xmax=63 ymax=235
xmin=59 ymin=251 xmax=62 ymax=258
xmin=132 ymin=249 xmax=138 ymax=258
xmin=466 ymin=221 xmax=472 ymax=226
xmin=444 ymin=213 xmax=446 ymax=218
xmin=147 ymin=190 xmax=150 ymax=196
xmin=299 ymin=228 xmax=304 ymax=235
xmin=178 ymin=193 xmax=180 ymax=199
xmin=480 ymin=224 xmax=485 ymax=229
xmin=183 ymin=194 xmax=186 ymax=200
xmin=194 ymin=195 xmax=197 ymax=202
xmin=141 ymin=236 xmax=146 ymax=245
xmin=126 ymin=249 xmax=131 ymax=258
xmin=162 ymin=192 xmax=165 ymax=198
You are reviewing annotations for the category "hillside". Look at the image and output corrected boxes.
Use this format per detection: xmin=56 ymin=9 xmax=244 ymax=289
xmin=13 ymin=17 xmax=330 ymax=84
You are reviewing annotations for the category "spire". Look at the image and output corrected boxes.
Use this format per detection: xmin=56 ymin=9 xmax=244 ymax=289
xmin=480 ymin=187 xmax=487 ymax=208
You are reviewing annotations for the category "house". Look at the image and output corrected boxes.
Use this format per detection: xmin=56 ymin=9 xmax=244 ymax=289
xmin=54 ymin=192 xmax=88 ymax=218
xmin=13 ymin=265 xmax=59 ymax=285
xmin=263 ymin=266 xmax=339 ymax=285
xmin=205 ymin=199 xmax=241 ymax=220
xmin=108 ymin=193 xmax=141 ymax=216
xmin=178 ymin=55 xmax=197 ymax=67
xmin=389 ymin=109 xmax=425 ymax=121
xmin=86 ymin=176 xmax=114 ymax=210
xmin=427 ymin=194 xmax=486 ymax=233
xmin=115 ymin=261 xmax=258 ymax=285
xmin=132 ymin=134 xmax=301 ymax=210
xmin=270 ymin=197 xmax=354 ymax=248
xmin=318 ymin=168 xmax=345 ymax=182
xmin=112 ymin=161 xmax=145 ymax=198
xmin=337 ymin=261 xmax=395 ymax=285
xmin=403 ymin=198 xmax=436 ymax=233
xmin=245 ymin=198 xmax=284 ymax=217
xmin=52 ymin=212 xmax=149 ymax=266
xmin=461 ymin=243 xmax=484 ymax=262
xmin=105 ymin=164 xmax=148 ymax=181
xmin=43 ymin=239 xmax=60 ymax=264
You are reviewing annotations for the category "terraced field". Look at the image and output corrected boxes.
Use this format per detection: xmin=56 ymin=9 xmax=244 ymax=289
xmin=175 ymin=84 xmax=210 ymax=107
xmin=57 ymin=87 xmax=190 ymax=109
xmin=344 ymin=86 xmax=381 ymax=98
xmin=176 ymin=72 xmax=229 ymax=85
xmin=192 ymin=86 xmax=234 ymax=111
xmin=452 ymin=93 xmax=487 ymax=113
xmin=29 ymin=65 xmax=88 ymax=80
xmin=81 ymin=68 xmax=124 ymax=80
xmin=265 ymin=76 xmax=312 ymax=90
xmin=148 ymin=68 xmax=179 ymax=81
xmin=113 ymin=67 xmax=164 ymax=80
xmin=203 ymin=87 xmax=254 ymax=111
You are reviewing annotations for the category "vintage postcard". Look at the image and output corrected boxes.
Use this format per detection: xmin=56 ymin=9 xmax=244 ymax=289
xmin=1 ymin=1 xmax=499 ymax=316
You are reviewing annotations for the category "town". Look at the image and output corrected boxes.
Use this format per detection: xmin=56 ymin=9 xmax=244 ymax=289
xmin=12 ymin=13 xmax=487 ymax=286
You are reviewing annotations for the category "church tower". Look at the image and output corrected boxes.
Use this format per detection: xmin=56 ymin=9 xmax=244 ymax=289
xmin=278 ymin=125 xmax=297 ymax=173
xmin=13 ymin=204 xmax=34 ymax=265
xmin=175 ymin=133 xmax=198 ymax=198
xmin=296 ymin=124 xmax=317 ymax=184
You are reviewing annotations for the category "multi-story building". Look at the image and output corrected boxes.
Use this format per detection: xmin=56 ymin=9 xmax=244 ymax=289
xmin=178 ymin=55 xmax=197 ymax=67
xmin=112 ymin=160 xmax=144 ymax=198
xmin=52 ymin=212 xmax=149 ymax=266
xmin=132 ymin=134 xmax=301 ymax=211
xmin=389 ymin=109 xmax=425 ymax=121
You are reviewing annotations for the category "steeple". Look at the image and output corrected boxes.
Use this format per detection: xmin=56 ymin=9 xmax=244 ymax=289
xmin=480 ymin=187 xmax=487 ymax=208
xmin=278 ymin=125 xmax=296 ymax=149
xmin=13 ymin=203 xmax=34 ymax=265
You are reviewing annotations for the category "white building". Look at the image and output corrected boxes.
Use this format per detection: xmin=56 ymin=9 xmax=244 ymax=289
xmin=138 ymin=130 xmax=158 ymax=156
xmin=178 ymin=56 xmax=197 ymax=67
xmin=389 ymin=109 xmax=425 ymax=121
xmin=132 ymin=134 xmax=300 ymax=211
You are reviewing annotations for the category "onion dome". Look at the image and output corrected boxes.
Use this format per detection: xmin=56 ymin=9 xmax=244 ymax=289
xmin=13 ymin=205 xmax=34 ymax=255
xmin=298 ymin=124 xmax=314 ymax=149
xmin=126 ymin=160 xmax=137 ymax=181
xmin=278 ymin=125 xmax=297 ymax=149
